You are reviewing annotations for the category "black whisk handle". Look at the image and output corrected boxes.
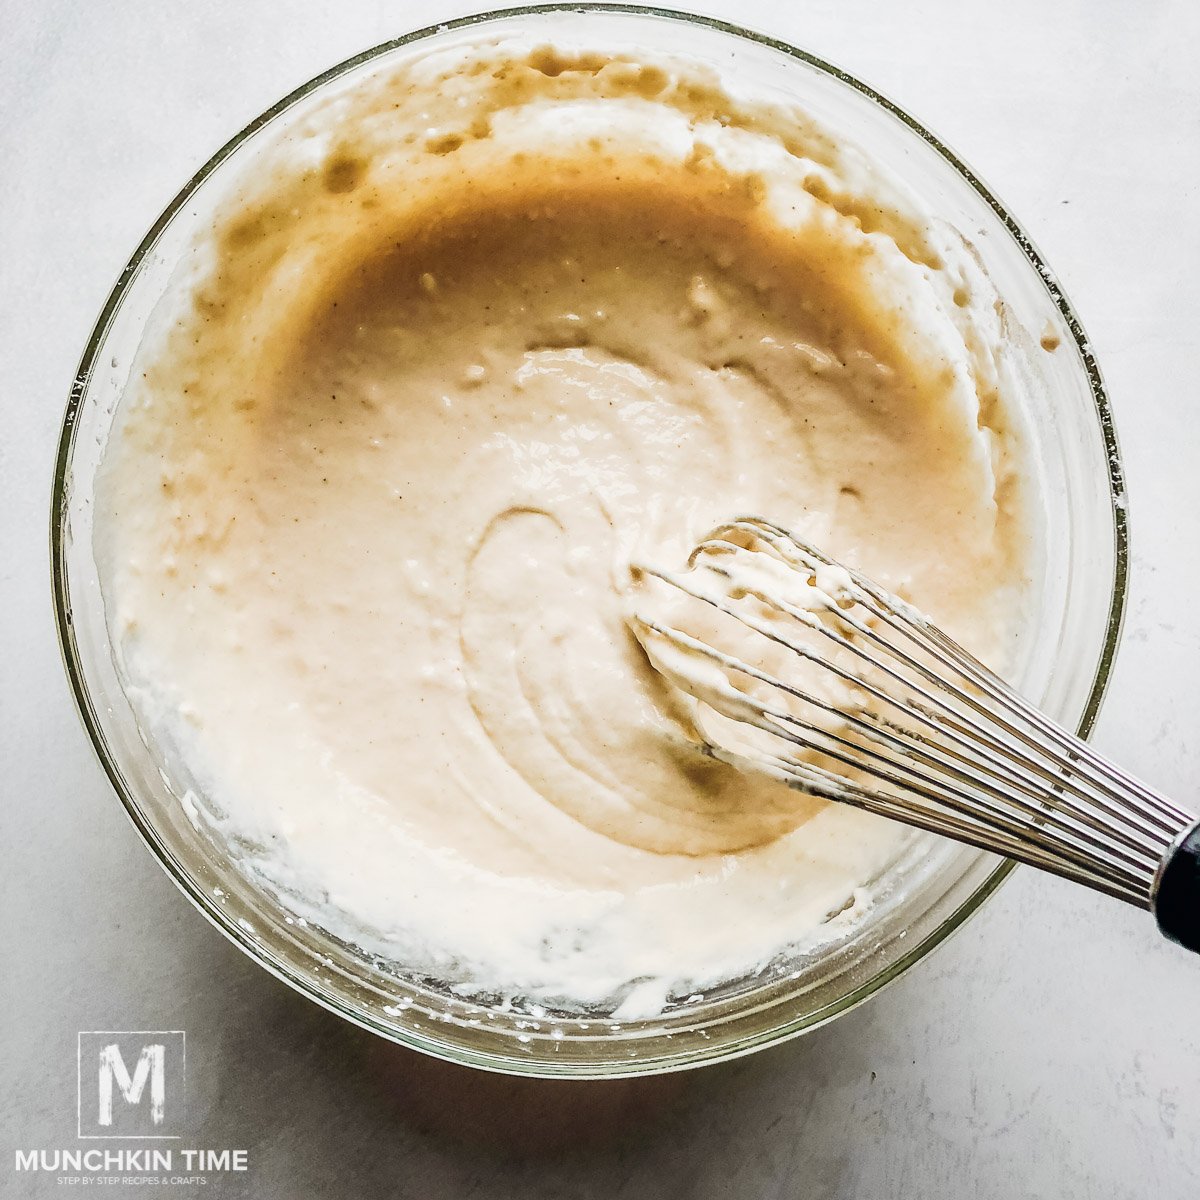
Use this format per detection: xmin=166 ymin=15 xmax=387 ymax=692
xmin=1152 ymin=820 xmax=1200 ymax=954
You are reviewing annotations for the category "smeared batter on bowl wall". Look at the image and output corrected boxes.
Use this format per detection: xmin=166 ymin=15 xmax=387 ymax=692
xmin=96 ymin=38 xmax=1033 ymax=1016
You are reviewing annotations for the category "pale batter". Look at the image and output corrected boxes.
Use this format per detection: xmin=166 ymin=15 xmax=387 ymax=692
xmin=96 ymin=38 xmax=1034 ymax=1015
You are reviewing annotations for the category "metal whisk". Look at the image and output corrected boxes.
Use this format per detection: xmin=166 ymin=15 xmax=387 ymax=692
xmin=630 ymin=516 xmax=1200 ymax=952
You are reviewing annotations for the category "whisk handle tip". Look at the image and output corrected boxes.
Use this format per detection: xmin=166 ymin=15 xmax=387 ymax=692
xmin=1152 ymin=820 xmax=1200 ymax=955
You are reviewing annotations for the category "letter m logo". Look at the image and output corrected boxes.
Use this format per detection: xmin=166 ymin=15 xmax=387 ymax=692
xmin=78 ymin=1032 xmax=185 ymax=1138
xmin=99 ymin=1043 xmax=164 ymax=1126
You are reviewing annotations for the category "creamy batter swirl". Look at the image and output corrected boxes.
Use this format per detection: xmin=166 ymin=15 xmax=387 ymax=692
xmin=97 ymin=39 xmax=1032 ymax=1015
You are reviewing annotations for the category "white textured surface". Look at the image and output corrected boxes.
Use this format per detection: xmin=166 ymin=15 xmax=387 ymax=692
xmin=2 ymin=2 xmax=1198 ymax=1196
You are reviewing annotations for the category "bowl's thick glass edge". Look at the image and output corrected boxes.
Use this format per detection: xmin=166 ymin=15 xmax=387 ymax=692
xmin=49 ymin=2 xmax=1131 ymax=1079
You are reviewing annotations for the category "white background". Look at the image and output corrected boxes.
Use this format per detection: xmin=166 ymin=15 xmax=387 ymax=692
xmin=2 ymin=2 xmax=1199 ymax=1196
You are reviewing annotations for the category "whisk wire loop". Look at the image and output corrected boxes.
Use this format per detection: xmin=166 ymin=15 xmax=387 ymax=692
xmin=632 ymin=516 xmax=1198 ymax=914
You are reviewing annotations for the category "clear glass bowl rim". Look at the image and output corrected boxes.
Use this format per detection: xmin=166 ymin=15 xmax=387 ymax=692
xmin=50 ymin=2 xmax=1130 ymax=1076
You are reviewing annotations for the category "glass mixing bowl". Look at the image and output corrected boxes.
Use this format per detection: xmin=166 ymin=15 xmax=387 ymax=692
xmin=52 ymin=5 xmax=1127 ymax=1076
